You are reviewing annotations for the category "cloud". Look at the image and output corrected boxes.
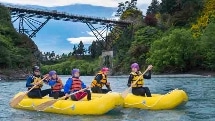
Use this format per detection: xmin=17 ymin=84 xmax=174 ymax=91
xmin=67 ymin=28 xmax=110 ymax=44
xmin=0 ymin=0 xmax=154 ymax=8
xmin=67 ymin=36 xmax=96 ymax=44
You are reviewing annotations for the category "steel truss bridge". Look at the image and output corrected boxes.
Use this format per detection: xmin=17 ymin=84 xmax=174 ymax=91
xmin=2 ymin=4 xmax=133 ymax=50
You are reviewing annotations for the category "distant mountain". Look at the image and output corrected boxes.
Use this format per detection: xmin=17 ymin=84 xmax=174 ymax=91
xmin=51 ymin=4 xmax=117 ymax=17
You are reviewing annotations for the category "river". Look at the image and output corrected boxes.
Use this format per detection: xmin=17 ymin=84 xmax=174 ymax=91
xmin=0 ymin=75 xmax=215 ymax=121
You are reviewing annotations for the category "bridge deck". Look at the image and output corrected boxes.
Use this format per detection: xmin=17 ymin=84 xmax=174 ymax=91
xmin=2 ymin=4 xmax=132 ymax=26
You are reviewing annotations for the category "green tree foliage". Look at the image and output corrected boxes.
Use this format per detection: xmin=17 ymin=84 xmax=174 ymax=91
xmin=159 ymin=0 xmax=204 ymax=27
xmin=146 ymin=29 xmax=197 ymax=73
xmin=115 ymin=0 xmax=138 ymax=17
xmin=146 ymin=0 xmax=160 ymax=15
xmin=128 ymin=26 xmax=161 ymax=63
xmin=199 ymin=22 xmax=215 ymax=70
xmin=0 ymin=5 xmax=41 ymax=69
xmin=72 ymin=45 xmax=77 ymax=56
xmin=41 ymin=58 xmax=100 ymax=75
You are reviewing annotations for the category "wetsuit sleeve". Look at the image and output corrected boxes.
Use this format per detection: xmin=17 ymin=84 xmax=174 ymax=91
xmin=127 ymin=74 xmax=133 ymax=87
xmin=26 ymin=76 xmax=33 ymax=87
xmin=81 ymin=81 xmax=87 ymax=89
xmin=64 ymin=79 xmax=72 ymax=94
xmin=95 ymin=74 xmax=103 ymax=83
xmin=143 ymin=70 xmax=151 ymax=79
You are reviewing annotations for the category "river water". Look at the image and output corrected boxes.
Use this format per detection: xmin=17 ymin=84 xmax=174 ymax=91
xmin=0 ymin=75 xmax=215 ymax=121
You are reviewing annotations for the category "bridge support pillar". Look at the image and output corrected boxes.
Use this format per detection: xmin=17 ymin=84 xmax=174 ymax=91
xmin=101 ymin=51 xmax=113 ymax=75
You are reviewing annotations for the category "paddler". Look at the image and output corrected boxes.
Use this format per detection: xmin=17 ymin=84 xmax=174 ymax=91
xmin=91 ymin=67 xmax=112 ymax=93
xmin=26 ymin=66 xmax=51 ymax=98
xmin=127 ymin=63 xmax=153 ymax=97
xmin=47 ymin=70 xmax=65 ymax=99
xmin=64 ymin=69 xmax=91 ymax=101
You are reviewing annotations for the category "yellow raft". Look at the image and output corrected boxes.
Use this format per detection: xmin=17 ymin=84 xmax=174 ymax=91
xmin=11 ymin=92 xmax=123 ymax=115
xmin=123 ymin=89 xmax=188 ymax=110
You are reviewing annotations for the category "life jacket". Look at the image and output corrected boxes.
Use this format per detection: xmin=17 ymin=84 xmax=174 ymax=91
xmin=91 ymin=72 xmax=107 ymax=88
xmin=70 ymin=77 xmax=82 ymax=92
xmin=29 ymin=75 xmax=43 ymax=90
xmin=51 ymin=78 xmax=63 ymax=92
xmin=130 ymin=71 xmax=144 ymax=87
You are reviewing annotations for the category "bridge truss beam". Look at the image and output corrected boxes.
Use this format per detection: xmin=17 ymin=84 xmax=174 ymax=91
xmin=12 ymin=13 xmax=50 ymax=38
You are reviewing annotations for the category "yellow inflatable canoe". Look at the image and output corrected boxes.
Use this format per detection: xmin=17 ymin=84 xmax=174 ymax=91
xmin=11 ymin=92 xmax=123 ymax=115
xmin=123 ymin=89 xmax=188 ymax=110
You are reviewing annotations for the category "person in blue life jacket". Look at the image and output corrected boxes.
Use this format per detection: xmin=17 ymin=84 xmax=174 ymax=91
xmin=26 ymin=66 xmax=51 ymax=98
xmin=90 ymin=67 xmax=112 ymax=93
xmin=47 ymin=70 xmax=65 ymax=99
xmin=64 ymin=69 xmax=91 ymax=101
xmin=127 ymin=63 xmax=153 ymax=97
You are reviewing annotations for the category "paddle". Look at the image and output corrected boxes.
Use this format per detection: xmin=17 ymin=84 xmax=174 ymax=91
xmin=121 ymin=68 xmax=150 ymax=98
xmin=9 ymin=76 xmax=47 ymax=107
xmin=34 ymin=87 xmax=88 ymax=111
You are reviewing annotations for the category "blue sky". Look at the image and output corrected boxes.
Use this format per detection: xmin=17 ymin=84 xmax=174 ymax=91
xmin=0 ymin=0 xmax=159 ymax=55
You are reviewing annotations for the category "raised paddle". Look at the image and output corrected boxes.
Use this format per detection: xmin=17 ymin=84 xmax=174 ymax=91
xmin=34 ymin=87 xmax=89 ymax=111
xmin=9 ymin=76 xmax=48 ymax=107
xmin=121 ymin=68 xmax=150 ymax=98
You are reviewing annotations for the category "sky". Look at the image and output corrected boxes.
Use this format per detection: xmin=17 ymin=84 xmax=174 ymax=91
xmin=0 ymin=0 xmax=161 ymax=55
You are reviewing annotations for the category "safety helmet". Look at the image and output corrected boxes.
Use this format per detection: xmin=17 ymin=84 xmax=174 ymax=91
xmin=49 ymin=70 xmax=57 ymax=76
xmin=71 ymin=68 xmax=80 ymax=76
xmin=101 ymin=67 xmax=109 ymax=72
xmin=131 ymin=63 xmax=139 ymax=70
xmin=32 ymin=66 xmax=40 ymax=72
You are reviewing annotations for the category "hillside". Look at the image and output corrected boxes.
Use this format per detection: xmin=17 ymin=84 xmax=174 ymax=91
xmin=0 ymin=5 xmax=42 ymax=80
xmin=41 ymin=0 xmax=215 ymax=76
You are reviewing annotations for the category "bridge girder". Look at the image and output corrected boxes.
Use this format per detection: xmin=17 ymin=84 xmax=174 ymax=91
xmin=5 ymin=4 xmax=132 ymax=50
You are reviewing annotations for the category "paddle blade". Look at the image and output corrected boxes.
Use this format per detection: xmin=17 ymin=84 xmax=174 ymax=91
xmin=121 ymin=87 xmax=131 ymax=98
xmin=34 ymin=100 xmax=58 ymax=111
xmin=9 ymin=94 xmax=26 ymax=107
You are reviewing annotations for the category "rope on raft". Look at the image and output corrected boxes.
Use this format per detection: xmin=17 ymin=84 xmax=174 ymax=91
xmin=18 ymin=102 xmax=76 ymax=111
xmin=124 ymin=88 xmax=178 ymax=108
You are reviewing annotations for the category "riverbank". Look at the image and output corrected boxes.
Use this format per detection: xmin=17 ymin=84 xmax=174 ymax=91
xmin=0 ymin=69 xmax=214 ymax=81
xmin=0 ymin=69 xmax=30 ymax=81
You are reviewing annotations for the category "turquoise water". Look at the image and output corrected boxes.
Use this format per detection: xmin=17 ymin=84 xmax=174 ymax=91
xmin=0 ymin=75 xmax=215 ymax=121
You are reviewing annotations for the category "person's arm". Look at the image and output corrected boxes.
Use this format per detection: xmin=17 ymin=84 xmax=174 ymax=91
xmin=95 ymin=74 xmax=102 ymax=83
xmin=127 ymin=74 xmax=133 ymax=87
xmin=81 ymin=81 xmax=87 ymax=89
xmin=64 ymin=79 xmax=72 ymax=94
xmin=143 ymin=70 xmax=151 ymax=79
xmin=26 ymin=76 xmax=33 ymax=87
xmin=48 ymin=80 xmax=56 ymax=86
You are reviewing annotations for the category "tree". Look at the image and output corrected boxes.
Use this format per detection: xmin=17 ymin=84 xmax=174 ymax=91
xmin=160 ymin=0 xmax=178 ymax=15
xmin=77 ymin=41 xmax=85 ymax=56
xmin=199 ymin=22 xmax=215 ymax=70
xmin=115 ymin=0 xmax=138 ymax=17
xmin=146 ymin=0 xmax=160 ymax=15
xmin=72 ymin=45 xmax=77 ymax=56
xmin=144 ymin=14 xmax=157 ymax=26
xmin=88 ymin=41 xmax=97 ymax=58
xmin=146 ymin=29 xmax=197 ymax=73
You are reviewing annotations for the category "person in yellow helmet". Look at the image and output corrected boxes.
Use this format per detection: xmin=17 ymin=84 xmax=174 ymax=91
xmin=91 ymin=67 xmax=112 ymax=93
xmin=127 ymin=63 xmax=153 ymax=97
